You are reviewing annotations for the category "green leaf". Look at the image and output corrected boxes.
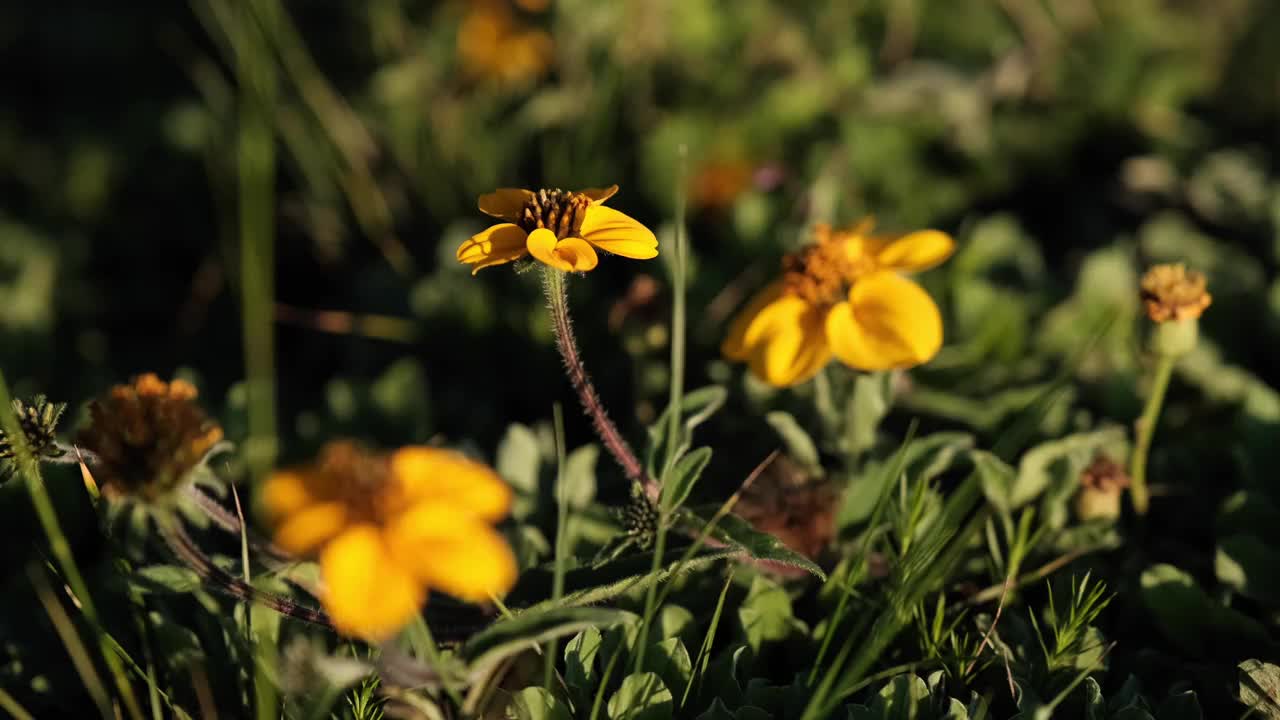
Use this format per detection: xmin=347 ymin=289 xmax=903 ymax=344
xmin=147 ymin=611 xmax=204 ymax=669
xmin=565 ymin=627 xmax=603 ymax=690
xmin=1155 ymin=690 xmax=1203 ymax=720
xmin=737 ymin=576 xmax=805 ymax=651
xmin=133 ymin=565 xmax=203 ymax=594
xmin=868 ymin=674 xmax=930 ymax=720
xmin=973 ymin=451 xmax=1017 ymax=515
xmin=608 ymin=672 xmax=674 ymax=720
xmin=681 ymin=508 xmax=825 ymax=580
xmin=839 ymin=432 xmax=974 ymax=528
xmin=563 ymin=444 xmax=599 ymax=509
xmin=643 ymin=638 xmax=692 ymax=699
xmin=844 ymin=372 xmax=894 ymax=458
xmin=1019 ymin=427 xmax=1126 ymax=527
xmin=498 ymin=423 xmax=542 ymax=519
xmin=764 ymin=411 xmax=820 ymax=470
xmin=734 ymin=707 xmax=772 ymax=720
xmin=663 ymin=446 xmax=712 ymax=512
xmin=1216 ymin=534 xmax=1280 ymax=605
xmin=695 ymin=698 xmax=736 ymax=720
xmin=1239 ymin=660 xmax=1280 ymax=720
xmin=462 ymin=607 xmax=635 ymax=674
xmin=647 ymin=386 xmax=727 ymax=476
xmin=508 ymin=687 xmax=572 ymax=720
xmin=1139 ymin=564 xmax=1273 ymax=658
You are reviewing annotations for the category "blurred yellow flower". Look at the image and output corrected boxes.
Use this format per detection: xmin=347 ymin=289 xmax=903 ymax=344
xmin=457 ymin=185 xmax=658 ymax=274
xmin=722 ymin=221 xmax=954 ymax=387
xmin=1140 ymin=263 xmax=1211 ymax=323
xmin=457 ymin=0 xmax=553 ymax=85
xmin=262 ymin=441 xmax=516 ymax=641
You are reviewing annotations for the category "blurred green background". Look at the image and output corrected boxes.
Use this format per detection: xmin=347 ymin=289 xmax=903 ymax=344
xmin=6 ymin=0 xmax=1280 ymax=715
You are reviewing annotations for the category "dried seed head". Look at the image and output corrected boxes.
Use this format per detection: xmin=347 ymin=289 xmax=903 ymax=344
xmin=77 ymin=374 xmax=223 ymax=501
xmin=519 ymin=189 xmax=592 ymax=240
xmin=1140 ymin=263 xmax=1212 ymax=323
xmin=782 ymin=224 xmax=876 ymax=308
xmin=621 ymin=482 xmax=660 ymax=549
xmin=0 ymin=395 xmax=68 ymax=480
xmin=1075 ymin=453 xmax=1130 ymax=522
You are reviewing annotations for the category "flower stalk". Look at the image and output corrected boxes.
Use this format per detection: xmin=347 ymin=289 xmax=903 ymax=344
xmin=1128 ymin=353 xmax=1174 ymax=516
xmin=542 ymin=267 xmax=659 ymax=502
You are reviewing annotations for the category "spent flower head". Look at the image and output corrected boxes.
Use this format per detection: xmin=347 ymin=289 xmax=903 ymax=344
xmin=722 ymin=220 xmax=954 ymax=387
xmin=1075 ymin=453 xmax=1130 ymax=522
xmin=1140 ymin=263 xmax=1211 ymax=323
xmin=262 ymin=440 xmax=517 ymax=641
xmin=457 ymin=185 xmax=658 ymax=274
xmin=77 ymin=374 xmax=223 ymax=501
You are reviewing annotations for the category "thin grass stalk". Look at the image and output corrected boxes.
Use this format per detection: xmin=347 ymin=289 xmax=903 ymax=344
xmin=28 ymin=563 xmax=113 ymax=719
xmin=541 ymin=268 xmax=658 ymax=501
xmin=0 ymin=370 xmax=145 ymax=719
xmin=0 ymin=688 xmax=35 ymax=720
xmin=545 ymin=403 xmax=570 ymax=694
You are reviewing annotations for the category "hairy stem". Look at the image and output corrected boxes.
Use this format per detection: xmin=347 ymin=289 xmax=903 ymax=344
xmin=1129 ymin=353 xmax=1175 ymax=515
xmin=157 ymin=515 xmax=333 ymax=630
xmin=542 ymin=268 xmax=658 ymax=501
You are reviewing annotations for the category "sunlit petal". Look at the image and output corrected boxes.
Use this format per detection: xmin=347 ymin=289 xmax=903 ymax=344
xmin=390 ymin=447 xmax=512 ymax=521
xmin=745 ymin=300 xmax=831 ymax=387
xmin=579 ymin=205 xmax=658 ymax=259
xmin=274 ymin=501 xmax=348 ymax=556
xmin=526 ymin=227 xmax=574 ymax=272
xmin=721 ymin=282 xmax=786 ymax=360
xmin=825 ymin=272 xmax=943 ymax=371
xmin=477 ymin=188 xmax=533 ymax=221
xmin=457 ymin=224 xmax=529 ymax=274
xmin=261 ymin=470 xmax=313 ymax=517
xmin=388 ymin=506 xmax=517 ymax=603
xmin=320 ymin=526 xmax=425 ymax=641
xmin=873 ymin=230 xmax=954 ymax=272
xmin=577 ymin=184 xmax=619 ymax=204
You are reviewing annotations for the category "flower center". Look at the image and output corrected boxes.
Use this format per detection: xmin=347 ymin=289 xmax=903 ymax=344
xmin=781 ymin=225 xmax=876 ymax=308
xmin=519 ymin=189 xmax=591 ymax=240
xmin=314 ymin=441 xmax=397 ymax=523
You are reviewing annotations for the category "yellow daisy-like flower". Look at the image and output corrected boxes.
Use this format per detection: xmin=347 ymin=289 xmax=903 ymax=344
xmin=261 ymin=441 xmax=517 ymax=641
xmin=457 ymin=185 xmax=658 ymax=274
xmin=722 ymin=221 xmax=954 ymax=387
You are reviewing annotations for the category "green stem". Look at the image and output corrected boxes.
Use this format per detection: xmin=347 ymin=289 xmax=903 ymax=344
xmin=661 ymin=156 xmax=688 ymax=484
xmin=0 ymin=371 xmax=145 ymax=720
xmin=1129 ymin=353 xmax=1175 ymax=515
xmin=545 ymin=403 xmax=570 ymax=694
xmin=542 ymin=268 xmax=657 ymax=500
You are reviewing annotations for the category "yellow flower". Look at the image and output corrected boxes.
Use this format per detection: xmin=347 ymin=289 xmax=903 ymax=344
xmin=722 ymin=221 xmax=954 ymax=387
xmin=457 ymin=185 xmax=658 ymax=274
xmin=1139 ymin=263 xmax=1211 ymax=323
xmin=262 ymin=441 xmax=517 ymax=641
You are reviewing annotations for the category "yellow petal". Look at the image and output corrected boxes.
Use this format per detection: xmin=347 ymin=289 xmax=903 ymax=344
xmin=274 ymin=501 xmax=348 ymax=556
xmin=721 ymin=281 xmax=785 ymax=360
xmin=261 ymin=470 xmax=313 ymax=517
xmin=825 ymin=271 xmax=943 ymax=371
xmin=320 ymin=525 xmax=425 ymax=641
xmin=478 ymin=189 xmax=533 ymax=222
xmin=873 ymin=230 xmax=954 ymax=272
xmin=745 ymin=299 xmax=831 ymax=387
xmin=577 ymin=184 xmax=619 ymax=204
xmin=388 ymin=506 xmax=518 ymax=602
xmin=457 ymin=224 xmax=529 ymax=274
xmin=390 ymin=447 xmax=512 ymax=521
xmin=554 ymin=236 xmax=599 ymax=272
xmin=526 ymin=227 xmax=573 ymax=271
xmin=723 ymin=290 xmax=830 ymax=387
xmin=526 ymin=228 xmax=598 ymax=272
xmin=578 ymin=205 xmax=658 ymax=259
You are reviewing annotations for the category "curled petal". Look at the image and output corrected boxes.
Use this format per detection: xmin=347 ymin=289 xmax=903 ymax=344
xmin=577 ymin=184 xmax=619 ymax=204
xmin=874 ymin=230 xmax=954 ymax=272
xmin=721 ymin=282 xmax=785 ymax=360
xmin=478 ymin=189 xmax=534 ymax=222
xmin=825 ymin=271 xmax=943 ymax=371
xmin=390 ymin=447 xmax=512 ymax=521
xmin=457 ymin=224 xmax=530 ymax=274
xmin=527 ymin=228 xmax=599 ymax=272
xmin=320 ymin=526 xmax=425 ymax=641
xmin=579 ymin=205 xmax=658 ymax=259
xmin=274 ymin=501 xmax=348 ymax=556
xmin=388 ymin=506 xmax=518 ymax=603
xmin=724 ymin=291 xmax=830 ymax=387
